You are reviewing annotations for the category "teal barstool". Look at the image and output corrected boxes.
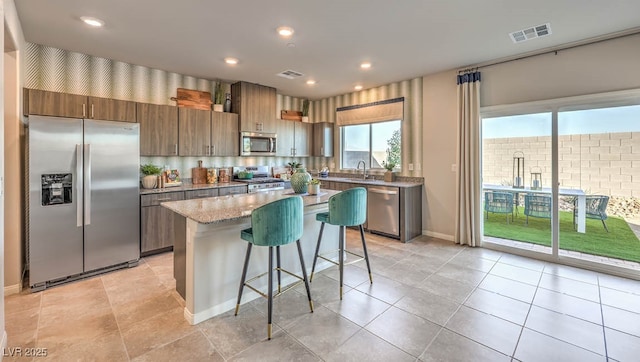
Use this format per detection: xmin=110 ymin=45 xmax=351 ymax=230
xmin=234 ymin=196 xmax=313 ymax=340
xmin=310 ymin=187 xmax=372 ymax=299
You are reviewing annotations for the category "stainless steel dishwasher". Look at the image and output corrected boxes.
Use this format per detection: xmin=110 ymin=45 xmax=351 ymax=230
xmin=367 ymin=186 xmax=400 ymax=238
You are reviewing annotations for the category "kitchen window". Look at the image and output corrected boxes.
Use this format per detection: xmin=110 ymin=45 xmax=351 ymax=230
xmin=341 ymin=120 xmax=401 ymax=169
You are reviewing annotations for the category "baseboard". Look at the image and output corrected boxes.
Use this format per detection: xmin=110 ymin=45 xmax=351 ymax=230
xmin=4 ymin=284 xmax=20 ymax=296
xmin=1 ymin=330 xmax=7 ymax=362
xmin=423 ymin=230 xmax=454 ymax=241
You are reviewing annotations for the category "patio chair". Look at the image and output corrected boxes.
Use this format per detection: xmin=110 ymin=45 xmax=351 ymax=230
xmin=484 ymin=191 xmax=514 ymax=224
xmin=524 ymin=194 xmax=551 ymax=225
xmin=574 ymin=195 xmax=609 ymax=232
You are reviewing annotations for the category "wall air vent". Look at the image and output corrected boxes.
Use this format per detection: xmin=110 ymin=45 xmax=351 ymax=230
xmin=276 ymin=69 xmax=304 ymax=79
xmin=509 ymin=23 xmax=552 ymax=43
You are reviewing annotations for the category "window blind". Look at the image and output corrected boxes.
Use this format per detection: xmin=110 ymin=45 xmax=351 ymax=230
xmin=336 ymin=97 xmax=404 ymax=126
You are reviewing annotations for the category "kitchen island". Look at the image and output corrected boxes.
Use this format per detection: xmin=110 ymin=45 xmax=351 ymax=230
xmin=161 ymin=189 xmax=340 ymax=325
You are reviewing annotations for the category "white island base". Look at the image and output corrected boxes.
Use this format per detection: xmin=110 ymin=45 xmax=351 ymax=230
xmin=173 ymin=201 xmax=339 ymax=325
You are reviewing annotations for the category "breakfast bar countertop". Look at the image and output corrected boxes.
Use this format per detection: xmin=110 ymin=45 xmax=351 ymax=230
xmin=161 ymin=189 xmax=339 ymax=224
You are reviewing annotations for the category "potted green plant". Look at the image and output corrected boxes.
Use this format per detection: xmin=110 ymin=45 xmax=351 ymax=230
xmin=287 ymin=161 xmax=302 ymax=174
xmin=307 ymin=178 xmax=321 ymax=195
xmin=213 ymin=82 xmax=224 ymax=112
xmin=140 ymin=163 xmax=162 ymax=189
xmin=382 ymin=161 xmax=396 ymax=182
xmin=301 ymin=99 xmax=310 ymax=123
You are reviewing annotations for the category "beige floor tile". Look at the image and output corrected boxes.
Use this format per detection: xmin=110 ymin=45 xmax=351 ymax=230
xmin=121 ymin=306 xmax=194 ymax=359
xmin=325 ymin=329 xmax=414 ymax=362
xmin=420 ymin=329 xmax=511 ymax=362
xmin=42 ymin=330 xmax=128 ymax=362
xmin=4 ymin=292 xmax=41 ymax=316
xmin=228 ymin=330 xmax=320 ymax=361
xmin=112 ymin=289 xmax=182 ymax=330
xmin=366 ymin=306 xmax=440 ymax=357
xmin=200 ymin=306 xmax=281 ymax=359
xmin=5 ymin=307 xmax=40 ymax=338
xmin=324 ymin=289 xmax=391 ymax=327
xmin=36 ymin=306 xmax=120 ymax=354
xmin=133 ymin=330 xmax=223 ymax=362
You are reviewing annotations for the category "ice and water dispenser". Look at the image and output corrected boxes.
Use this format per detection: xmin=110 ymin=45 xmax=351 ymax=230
xmin=41 ymin=173 xmax=73 ymax=206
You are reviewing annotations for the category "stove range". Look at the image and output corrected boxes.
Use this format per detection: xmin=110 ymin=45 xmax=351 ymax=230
xmin=233 ymin=166 xmax=285 ymax=193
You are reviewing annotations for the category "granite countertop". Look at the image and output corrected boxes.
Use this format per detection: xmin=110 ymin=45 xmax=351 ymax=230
xmin=140 ymin=181 xmax=248 ymax=195
xmin=161 ymin=189 xmax=339 ymax=224
xmin=316 ymin=176 xmax=421 ymax=188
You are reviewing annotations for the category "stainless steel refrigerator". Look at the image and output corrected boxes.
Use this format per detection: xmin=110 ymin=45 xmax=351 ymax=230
xmin=28 ymin=115 xmax=140 ymax=290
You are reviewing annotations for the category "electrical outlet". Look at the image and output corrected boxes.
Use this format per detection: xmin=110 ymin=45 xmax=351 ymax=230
xmin=451 ymin=164 xmax=457 ymax=172
xmin=408 ymin=163 xmax=414 ymax=171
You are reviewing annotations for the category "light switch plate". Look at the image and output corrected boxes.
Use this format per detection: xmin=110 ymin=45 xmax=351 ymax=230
xmin=451 ymin=164 xmax=457 ymax=172
xmin=408 ymin=163 xmax=414 ymax=171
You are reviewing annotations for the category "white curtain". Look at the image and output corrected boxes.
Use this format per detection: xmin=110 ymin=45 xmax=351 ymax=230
xmin=455 ymin=71 xmax=482 ymax=247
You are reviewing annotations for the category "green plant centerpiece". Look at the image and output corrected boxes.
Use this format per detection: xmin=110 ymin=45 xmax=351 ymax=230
xmin=382 ymin=161 xmax=396 ymax=182
xmin=140 ymin=163 xmax=162 ymax=176
xmin=307 ymin=178 xmax=321 ymax=195
xmin=213 ymin=82 xmax=224 ymax=111
xmin=140 ymin=163 xmax=162 ymax=189
xmin=287 ymin=161 xmax=301 ymax=174
xmin=301 ymin=99 xmax=310 ymax=122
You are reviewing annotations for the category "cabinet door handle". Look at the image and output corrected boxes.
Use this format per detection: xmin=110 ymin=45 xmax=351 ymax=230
xmin=82 ymin=104 xmax=86 ymax=118
xmin=320 ymin=147 xmax=324 ymax=155
xmin=213 ymin=145 xmax=216 ymax=155
xmin=174 ymin=144 xmax=178 ymax=155
xmin=157 ymin=197 xmax=172 ymax=201
xmin=91 ymin=104 xmax=95 ymax=119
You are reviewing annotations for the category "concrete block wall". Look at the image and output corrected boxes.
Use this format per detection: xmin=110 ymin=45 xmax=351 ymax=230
xmin=483 ymin=132 xmax=640 ymax=197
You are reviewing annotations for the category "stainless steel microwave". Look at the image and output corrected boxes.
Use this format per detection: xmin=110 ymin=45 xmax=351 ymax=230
xmin=240 ymin=132 xmax=277 ymax=156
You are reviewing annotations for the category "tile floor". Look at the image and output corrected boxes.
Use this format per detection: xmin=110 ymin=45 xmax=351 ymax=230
xmin=4 ymin=230 xmax=640 ymax=361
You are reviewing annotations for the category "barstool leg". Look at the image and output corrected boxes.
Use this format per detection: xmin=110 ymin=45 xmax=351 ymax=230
xmin=359 ymin=225 xmax=373 ymax=284
xmin=310 ymin=222 xmax=325 ymax=282
xmin=339 ymin=225 xmax=345 ymax=300
xmin=235 ymin=243 xmax=252 ymax=316
xmin=296 ymin=240 xmax=314 ymax=313
xmin=276 ymin=245 xmax=282 ymax=293
xmin=267 ymin=246 xmax=273 ymax=340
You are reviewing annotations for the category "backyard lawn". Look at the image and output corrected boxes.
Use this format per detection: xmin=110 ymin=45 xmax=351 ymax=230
xmin=483 ymin=208 xmax=640 ymax=263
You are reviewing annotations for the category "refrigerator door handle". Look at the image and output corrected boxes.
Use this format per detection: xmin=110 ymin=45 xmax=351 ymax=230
xmin=76 ymin=144 xmax=84 ymax=227
xmin=84 ymin=144 xmax=92 ymax=225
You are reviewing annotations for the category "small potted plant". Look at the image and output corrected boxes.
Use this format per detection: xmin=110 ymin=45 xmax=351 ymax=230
xmin=301 ymin=99 xmax=310 ymax=123
xmin=140 ymin=163 xmax=162 ymax=189
xmin=382 ymin=161 xmax=396 ymax=182
xmin=287 ymin=161 xmax=302 ymax=175
xmin=307 ymin=178 xmax=321 ymax=195
xmin=213 ymin=82 xmax=224 ymax=112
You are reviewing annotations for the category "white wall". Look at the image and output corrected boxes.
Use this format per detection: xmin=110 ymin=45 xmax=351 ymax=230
xmin=421 ymin=33 xmax=640 ymax=240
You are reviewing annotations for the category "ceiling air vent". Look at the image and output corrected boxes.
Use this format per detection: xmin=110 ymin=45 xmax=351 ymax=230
xmin=277 ymin=69 xmax=304 ymax=79
xmin=509 ymin=23 xmax=552 ymax=43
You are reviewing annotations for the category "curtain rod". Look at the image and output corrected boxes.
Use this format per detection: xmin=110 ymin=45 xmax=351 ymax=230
xmin=459 ymin=26 xmax=640 ymax=72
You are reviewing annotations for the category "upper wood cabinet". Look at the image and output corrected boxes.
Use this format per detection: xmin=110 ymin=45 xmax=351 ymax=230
xmin=294 ymin=122 xmax=312 ymax=157
xmin=24 ymin=89 xmax=136 ymax=122
xmin=276 ymin=119 xmax=295 ymax=157
xmin=313 ymin=122 xmax=334 ymax=157
xmin=178 ymin=108 xmax=211 ymax=156
xmin=212 ymin=112 xmax=239 ymax=156
xmin=138 ymin=103 xmax=179 ymax=156
xmin=275 ymin=119 xmax=311 ymax=157
xmin=231 ymin=81 xmax=277 ymax=133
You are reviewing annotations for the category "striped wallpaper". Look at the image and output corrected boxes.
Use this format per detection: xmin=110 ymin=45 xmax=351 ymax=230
xmin=25 ymin=43 xmax=423 ymax=177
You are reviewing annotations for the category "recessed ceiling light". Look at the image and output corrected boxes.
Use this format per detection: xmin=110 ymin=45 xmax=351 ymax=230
xmin=360 ymin=62 xmax=372 ymax=69
xmin=277 ymin=26 xmax=294 ymax=38
xmin=224 ymin=57 xmax=238 ymax=65
xmin=80 ymin=16 xmax=105 ymax=27
xmin=306 ymin=80 xmax=316 ymax=85
xmin=354 ymin=85 xmax=363 ymax=91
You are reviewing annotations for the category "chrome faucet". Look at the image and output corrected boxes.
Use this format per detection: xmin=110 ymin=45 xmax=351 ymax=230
xmin=356 ymin=160 xmax=367 ymax=180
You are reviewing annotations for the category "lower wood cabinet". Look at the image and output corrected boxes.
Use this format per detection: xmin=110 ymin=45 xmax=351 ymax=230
xmin=219 ymin=185 xmax=248 ymax=196
xmin=140 ymin=186 xmax=248 ymax=255
xmin=140 ymin=191 xmax=184 ymax=255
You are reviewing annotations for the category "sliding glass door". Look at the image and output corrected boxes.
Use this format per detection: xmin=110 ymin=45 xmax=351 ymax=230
xmin=481 ymin=112 xmax=552 ymax=255
xmin=480 ymin=90 xmax=640 ymax=272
